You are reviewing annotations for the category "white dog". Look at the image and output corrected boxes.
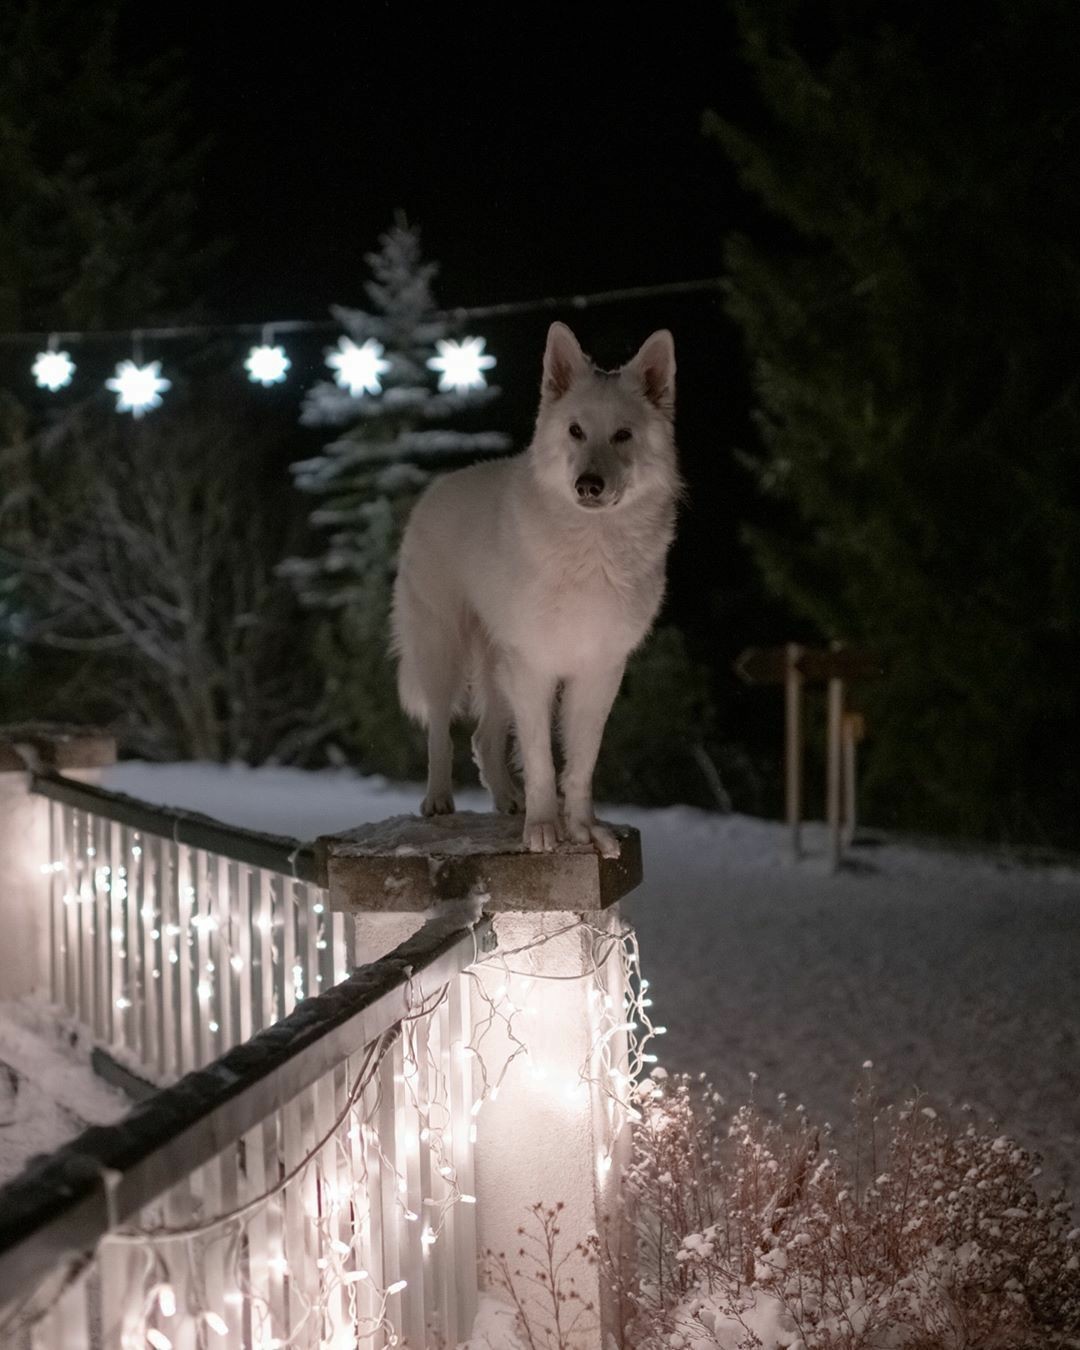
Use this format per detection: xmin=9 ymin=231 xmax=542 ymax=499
xmin=391 ymin=322 xmax=680 ymax=855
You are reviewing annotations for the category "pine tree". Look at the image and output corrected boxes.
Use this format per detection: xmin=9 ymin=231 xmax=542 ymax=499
xmin=0 ymin=1 xmax=218 ymax=727
xmin=0 ymin=0 xmax=213 ymax=337
xmin=282 ymin=218 xmax=510 ymax=772
xmin=707 ymin=1 xmax=1080 ymax=846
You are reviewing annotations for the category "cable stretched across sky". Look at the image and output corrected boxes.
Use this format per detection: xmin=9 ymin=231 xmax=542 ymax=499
xmin=0 ymin=276 xmax=725 ymax=347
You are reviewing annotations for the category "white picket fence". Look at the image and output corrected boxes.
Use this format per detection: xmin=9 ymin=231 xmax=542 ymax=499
xmin=44 ymin=793 xmax=352 ymax=1078
xmin=0 ymin=776 xmax=486 ymax=1350
xmin=0 ymin=760 xmax=641 ymax=1350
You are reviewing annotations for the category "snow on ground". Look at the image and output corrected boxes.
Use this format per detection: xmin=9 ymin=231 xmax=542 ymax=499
xmin=105 ymin=762 xmax=1080 ymax=1190
xmin=0 ymin=998 xmax=130 ymax=1185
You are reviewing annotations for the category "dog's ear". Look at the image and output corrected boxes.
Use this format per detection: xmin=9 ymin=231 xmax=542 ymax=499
xmin=626 ymin=329 xmax=676 ymax=416
xmin=542 ymin=322 xmax=589 ymax=401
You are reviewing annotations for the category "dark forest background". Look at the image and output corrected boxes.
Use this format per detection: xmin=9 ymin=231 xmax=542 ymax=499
xmin=1 ymin=0 xmax=1077 ymax=851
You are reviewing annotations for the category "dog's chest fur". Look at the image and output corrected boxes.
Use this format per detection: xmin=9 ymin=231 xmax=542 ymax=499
xmin=502 ymin=495 xmax=672 ymax=675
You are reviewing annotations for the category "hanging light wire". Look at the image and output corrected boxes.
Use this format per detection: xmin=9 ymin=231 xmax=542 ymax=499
xmin=0 ymin=276 xmax=725 ymax=348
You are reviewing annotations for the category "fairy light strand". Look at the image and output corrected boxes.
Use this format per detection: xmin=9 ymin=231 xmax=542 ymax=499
xmin=19 ymin=878 xmax=660 ymax=1348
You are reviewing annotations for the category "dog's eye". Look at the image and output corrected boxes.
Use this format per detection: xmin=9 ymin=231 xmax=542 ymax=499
xmin=568 ymin=422 xmax=585 ymax=441
xmin=612 ymin=428 xmax=632 ymax=444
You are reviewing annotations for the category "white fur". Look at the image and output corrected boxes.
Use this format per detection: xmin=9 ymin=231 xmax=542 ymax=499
xmin=391 ymin=322 xmax=680 ymax=855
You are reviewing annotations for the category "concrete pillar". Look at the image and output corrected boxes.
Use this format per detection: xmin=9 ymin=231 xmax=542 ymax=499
xmin=317 ymin=809 xmax=643 ymax=1349
xmin=0 ymin=724 xmax=117 ymax=999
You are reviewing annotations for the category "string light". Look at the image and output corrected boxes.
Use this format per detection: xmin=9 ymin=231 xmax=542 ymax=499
xmin=11 ymin=274 xmax=724 ymax=416
xmin=326 ymin=335 xmax=390 ymax=395
xmin=105 ymin=358 xmax=171 ymax=416
xmin=426 ymin=335 xmax=496 ymax=392
xmin=27 ymin=832 xmax=660 ymax=1350
xmin=31 ymin=341 xmax=75 ymax=391
xmin=245 ymin=325 xmax=291 ymax=386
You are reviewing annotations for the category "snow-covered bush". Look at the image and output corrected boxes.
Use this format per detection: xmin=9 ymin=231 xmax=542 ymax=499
xmin=600 ymin=1069 xmax=1080 ymax=1348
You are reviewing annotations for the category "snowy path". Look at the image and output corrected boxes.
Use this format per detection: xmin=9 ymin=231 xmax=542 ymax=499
xmin=105 ymin=763 xmax=1080 ymax=1189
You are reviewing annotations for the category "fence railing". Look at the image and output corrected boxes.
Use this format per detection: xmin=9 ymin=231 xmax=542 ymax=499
xmin=0 ymin=914 xmax=488 ymax=1350
xmin=34 ymin=771 xmax=355 ymax=1081
xmin=0 ymin=731 xmax=644 ymax=1349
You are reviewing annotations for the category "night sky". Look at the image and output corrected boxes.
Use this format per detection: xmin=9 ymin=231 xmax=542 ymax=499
xmin=135 ymin=11 xmax=747 ymax=319
xmin=115 ymin=8 xmax=784 ymax=702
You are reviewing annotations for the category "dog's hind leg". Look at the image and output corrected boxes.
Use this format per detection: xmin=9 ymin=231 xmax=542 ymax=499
xmin=422 ymin=695 xmax=455 ymax=816
xmin=471 ymin=651 xmax=524 ymax=814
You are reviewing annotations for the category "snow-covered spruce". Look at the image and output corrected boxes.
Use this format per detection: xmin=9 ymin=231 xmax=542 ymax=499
xmin=279 ymin=216 xmax=510 ymax=612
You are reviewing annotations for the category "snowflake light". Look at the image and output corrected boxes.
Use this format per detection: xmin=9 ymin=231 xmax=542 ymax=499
xmin=245 ymin=343 xmax=290 ymax=387
xmin=427 ymin=336 xmax=496 ymax=392
xmin=326 ymin=336 xmax=390 ymax=396
xmin=32 ymin=348 xmax=75 ymax=392
xmin=106 ymin=360 xmax=171 ymax=417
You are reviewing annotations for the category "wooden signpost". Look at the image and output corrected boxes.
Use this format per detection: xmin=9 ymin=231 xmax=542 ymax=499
xmin=736 ymin=643 xmax=883 ymax=870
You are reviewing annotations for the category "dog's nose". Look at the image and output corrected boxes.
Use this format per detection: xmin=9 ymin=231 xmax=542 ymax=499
xmin=575 ymin=473 xmax=605 ymax=500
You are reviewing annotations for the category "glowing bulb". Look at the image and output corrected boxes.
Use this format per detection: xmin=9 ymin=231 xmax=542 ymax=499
xmin=115 ymin=996 xmax=132 ymax=1010
xmin=245 ymin=343 xmax=290 ymax=387
xmin=158 ymin=1284 xmax=176 ymax=1317
xmin=326 ymin=336 xmax=390 ymax=395
xmin=197 ymin=981 xmax=212 ymax=1001
xmin=598 ymin=1153 xmax=612 ymax=1176
xmin=460 ymin=1193 xmax=477 ymax=1204
xmin=147 ymin=1331 xmax=173 ymax=1350
xmin=105 ymin=359 xmax=170 ymax=416
xmin=230 ymin=955 xmax=244 ymax=972
xmin=386 ymin=1279 xmax=408 ymax=1296
xmin=427 ymin=336 xmax=496 ymax=392
xmin=32 ymin=348 xmax=76 ymax=391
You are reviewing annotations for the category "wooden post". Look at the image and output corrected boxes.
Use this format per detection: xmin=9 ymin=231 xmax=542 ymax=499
xmin=0 ymin=725 xmax=116 ymax=1001
xmin=317 ymin=811 xmax=643 ymax=1350
xmin=842 ymin=712 xmax=866 ymax=848
xmin=737 ymin=643 xmax=881 ymax=866
xmin=784 ymin=643 xmax=804 ymax=860
xmin=826 ymin=676 xmax=845 ymax=872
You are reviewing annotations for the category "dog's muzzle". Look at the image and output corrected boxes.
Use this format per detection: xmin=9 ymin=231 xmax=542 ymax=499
xmin=575 ymin=472 xmax=606 ymax=504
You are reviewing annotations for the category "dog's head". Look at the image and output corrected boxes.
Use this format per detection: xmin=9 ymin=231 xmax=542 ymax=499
xmin=530 ymin=322 xmax=679 ymax=512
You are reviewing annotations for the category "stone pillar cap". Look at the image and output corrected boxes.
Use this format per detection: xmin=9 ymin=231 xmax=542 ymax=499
xmin=0 ymin=723 xmax=117 ymax=772
xmin=316 ymin=811 xmax=642 ymax=913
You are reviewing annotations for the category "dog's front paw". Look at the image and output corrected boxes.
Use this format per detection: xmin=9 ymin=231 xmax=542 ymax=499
xmin=421 ymin=791 xmax=456 ymax=816
xmin=523 ymin=816 xmax=562 ymax=852
xmin=566 ymin=817 xmax=620 ymax=858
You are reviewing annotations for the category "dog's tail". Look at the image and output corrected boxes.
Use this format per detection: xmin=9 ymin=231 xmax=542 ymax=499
xmin=390 ymin=572 xmax=471 ymax=727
